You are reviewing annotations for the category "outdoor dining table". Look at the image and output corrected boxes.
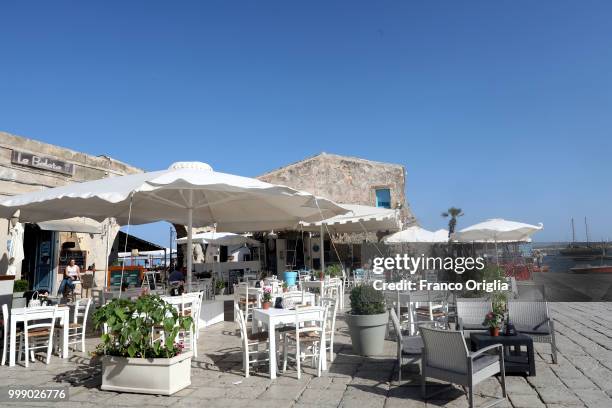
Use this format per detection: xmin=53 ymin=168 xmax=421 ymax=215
xmin=9 ymin=305 xmax=70 ymax=367
xmin=252 ymin=306 xmax=327 ymax=379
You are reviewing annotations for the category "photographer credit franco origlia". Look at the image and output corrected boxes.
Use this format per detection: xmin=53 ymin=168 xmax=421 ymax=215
xmin=372 ymin=254 xmax=486 ymax=275
xmin=370 ymin=254 xmax=509 ymax=293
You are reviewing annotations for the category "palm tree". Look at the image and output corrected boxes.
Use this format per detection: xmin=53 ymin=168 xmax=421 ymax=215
xmin=442 ymin=207 xmax=464 ymax=238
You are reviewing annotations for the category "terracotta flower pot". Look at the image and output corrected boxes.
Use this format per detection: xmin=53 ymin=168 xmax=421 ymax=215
xmin=262 ymin=301 xmax=272 ymax=310
xmin=489 ymin=327 xmax=500 ymax=337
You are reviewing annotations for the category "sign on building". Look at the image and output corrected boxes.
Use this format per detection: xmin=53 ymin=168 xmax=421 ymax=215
xmin=11 ymin=150 xmax=75 ymax=176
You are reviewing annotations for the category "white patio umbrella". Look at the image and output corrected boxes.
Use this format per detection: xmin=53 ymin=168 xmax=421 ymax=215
xmin=454 ymin=218 xmax=543 ymax=264
xmin=454 ymin=219 xmax=543 ymax=243
xmin=0 ymin=161 xmax=347 ymax=288
xmin=176 ymin=232 xmax=260 ymax=246
xmin=300 ymin=204 xmax=401 ymax=274
xmin=383 ymin=226 xmax=449 ymax=243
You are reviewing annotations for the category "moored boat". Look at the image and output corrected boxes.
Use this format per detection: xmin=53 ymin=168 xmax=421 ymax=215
xmin=570 ymin=265 xmax=612 ymax=274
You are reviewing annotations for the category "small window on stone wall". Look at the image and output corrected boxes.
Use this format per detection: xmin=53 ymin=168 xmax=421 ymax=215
xmin=375 ymin=188 xmax=391 ymax=209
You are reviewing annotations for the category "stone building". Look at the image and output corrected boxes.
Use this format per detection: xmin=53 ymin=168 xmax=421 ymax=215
xmin=258 ymin=152 xmax=415 ymax=225
xmin=0 ymin=131 xmax=143 ymax=292
xmin=257 ymin=152 xmax=416 ymax=274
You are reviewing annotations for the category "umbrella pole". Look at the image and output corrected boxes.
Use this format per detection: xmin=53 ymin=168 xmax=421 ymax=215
xmin=320 ymin=224 xmax=325 ymax=305
xmin=187 ymin=204 xmax=193 ymax=292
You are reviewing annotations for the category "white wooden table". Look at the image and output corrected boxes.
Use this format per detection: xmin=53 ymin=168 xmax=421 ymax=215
xmin=9 ymin=306 xmax=70 ymax=367
xmin=252 ymin=306 xmax=327 ymax=379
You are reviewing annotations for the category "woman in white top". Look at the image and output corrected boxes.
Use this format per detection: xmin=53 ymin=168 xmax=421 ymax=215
xmin=57 ymin=259 xmax=81 ymax=296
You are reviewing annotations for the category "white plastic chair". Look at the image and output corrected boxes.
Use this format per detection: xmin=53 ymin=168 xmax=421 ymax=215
xmin=234 ymin=303 xmax=269 ymax=378
xmin=56 ymin=298 xmax=91 ymax=355
xmin=18 ymin=306 xmax=59 ymax=367
xmin=282 ymin=305 xmax=329 ymax=379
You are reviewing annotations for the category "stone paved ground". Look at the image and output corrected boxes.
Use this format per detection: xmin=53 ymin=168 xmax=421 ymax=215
xmin=2 ymin=302 xmax=612 ymax=407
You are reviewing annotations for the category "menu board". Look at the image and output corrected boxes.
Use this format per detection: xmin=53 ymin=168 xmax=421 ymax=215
xmin=107 ymin=266 xmax=144 ymax=289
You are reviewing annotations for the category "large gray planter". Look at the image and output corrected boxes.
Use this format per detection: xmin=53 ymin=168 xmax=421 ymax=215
xmin=346 ymin=311 xmax=389 ymax=356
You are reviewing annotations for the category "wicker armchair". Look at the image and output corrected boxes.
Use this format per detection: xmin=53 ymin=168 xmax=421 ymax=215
xmin=389 ymin=308 xmax=423 ymax=384
xmin=420 ymin=325 xmax=507 ymax=408
xmin=456 ymin=298 xmax=492 ymax=337
xmin=508 ymin=300 xmax=557 ymax=364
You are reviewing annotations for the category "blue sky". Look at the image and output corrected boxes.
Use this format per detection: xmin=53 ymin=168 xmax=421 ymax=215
xmin=1 ymin=1 xmax=611 ymax=245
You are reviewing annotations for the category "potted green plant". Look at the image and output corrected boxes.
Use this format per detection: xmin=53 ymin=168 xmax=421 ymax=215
xmin=326 ymin=264 xmax=342 ymax=278
xmin=214 ymin=279 xmax=225 ymax=296
xmin=345 ymin=284 xmax=388 ymax=356
xmin=282 ymin=281 xmax=288 ymax=293
xmin=93 ymin=294 xmax=193 ymax=395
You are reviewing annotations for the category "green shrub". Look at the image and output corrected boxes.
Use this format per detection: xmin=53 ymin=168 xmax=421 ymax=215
xmin=349 ymin=285 xmax=386 ymax=315
xmin=93 ymin=294 xmax=192 ymax=359
xmin=326 ymin=264 xmax=342 ymax=278
xmin=13 ymin=279 xmax=28 ymax=293
xmin=214 ymin=279 xmax=225 ymax=295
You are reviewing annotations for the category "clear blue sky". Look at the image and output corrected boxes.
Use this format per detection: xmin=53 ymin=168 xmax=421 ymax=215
xmin=2 ymin=1 xmax=611 ymax=245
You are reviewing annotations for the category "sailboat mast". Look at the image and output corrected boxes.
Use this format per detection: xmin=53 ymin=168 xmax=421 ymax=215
xmin=585 ymin=216 xmax=590 ymax=245
xmin=571 ymin=218 xmax=575 ymax=243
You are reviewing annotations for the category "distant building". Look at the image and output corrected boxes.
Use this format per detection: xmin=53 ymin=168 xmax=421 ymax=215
xmin=0 ymin=131 xmax=143 ymax=291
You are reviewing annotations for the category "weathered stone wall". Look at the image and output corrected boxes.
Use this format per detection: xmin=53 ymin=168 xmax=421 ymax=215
xmin=0 ymin=131 xmax=142 ymax=287
xmin=257 ymin=152 xmax=416 ymax=226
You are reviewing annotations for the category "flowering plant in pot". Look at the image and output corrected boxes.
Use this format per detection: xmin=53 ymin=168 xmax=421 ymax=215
xmin=92 ymin=294 xmax=194 ymax=395
xmin=262 ymin=287 xmax=273 ymax=309
xmin=346 ymin=284 xmax=388 ymax=356
xmin=483 ymin=310 xmax=504 ymax=336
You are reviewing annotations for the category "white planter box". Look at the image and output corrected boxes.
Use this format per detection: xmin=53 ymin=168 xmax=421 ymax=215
xmin=101 ymin=351 xmax=192 ymax=395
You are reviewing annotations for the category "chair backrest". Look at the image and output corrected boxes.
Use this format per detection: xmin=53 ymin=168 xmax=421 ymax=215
xmin=73 ymin=298 xmax=92 ymax=327
xmin=508 ymin=300 xmax=549 ymax=328
xmin=420 ymin=325 xmax=469 ymax=374
xmin=295 ymin=305 xmax=329 ymax=335
xmin=81 ymin=273 xmax=94 ymax=290
xmin=24 ymin=305 xmax=59 ymax=334
xmin=233 ymin=303 xmax=249 ymax=349
xmin=456 ymin=298 xmax=492 ymax=325
xmin=321 ymin=297 xmax=338 ymax=334
xmin=389 ymin=307 xmax=403 ymax=343
xmin=1 ymin=303 xmax=8 ymax=332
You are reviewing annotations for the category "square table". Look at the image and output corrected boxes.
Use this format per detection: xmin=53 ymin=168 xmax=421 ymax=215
xmin=470 ymin=332 xmax=536 ymax=376
xmin=252 ymin=306 xmax=327 ymax=379
xmin=9 ymin=305 xmax=70 ymax=367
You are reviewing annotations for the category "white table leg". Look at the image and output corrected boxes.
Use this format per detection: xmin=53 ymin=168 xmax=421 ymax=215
xmin=9 ymin=318 xmax=17 ymax=366
xmin=62 ymin=311 xmax=69 ymax=359
xmin=268 ymin=320 xmax=277 ymax=379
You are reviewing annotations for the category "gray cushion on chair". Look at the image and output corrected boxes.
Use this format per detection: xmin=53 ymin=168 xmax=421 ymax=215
xmin=514 ymin=324 xmax=550 ymax=335
xmin=472 ymin=354 xmax=499 ymax=373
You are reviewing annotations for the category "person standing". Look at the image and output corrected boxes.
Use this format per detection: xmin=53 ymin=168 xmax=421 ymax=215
xmin=57 ymin=259 xmax=81 ymax=296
